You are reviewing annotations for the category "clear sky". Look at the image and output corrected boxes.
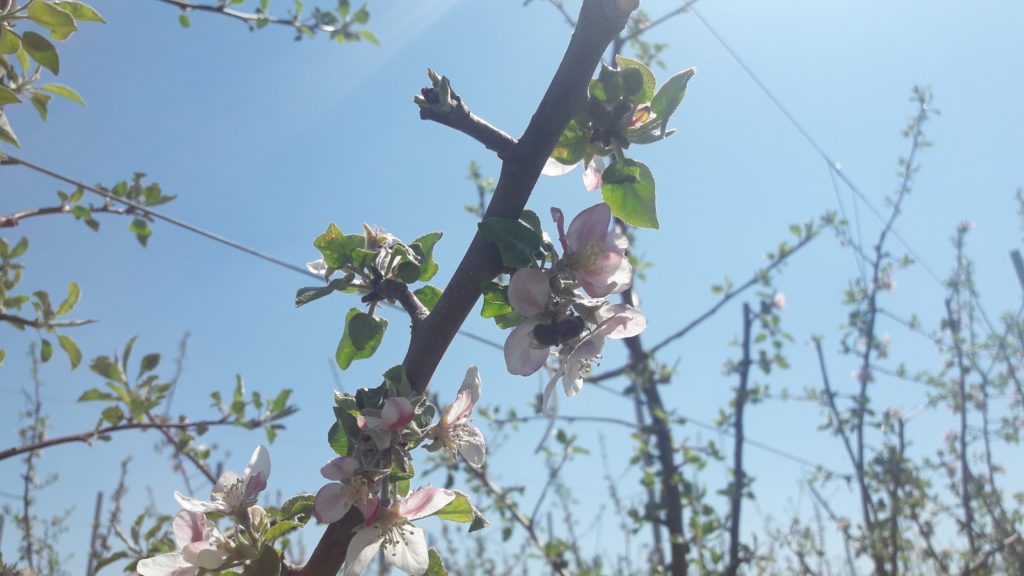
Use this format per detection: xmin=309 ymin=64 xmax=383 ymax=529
xmin=2 ymin=0 xmax=1023 ymax=572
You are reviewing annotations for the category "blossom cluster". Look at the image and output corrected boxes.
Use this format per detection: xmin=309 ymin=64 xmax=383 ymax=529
xmin=501 ymin=202 xmax=647 ymax=409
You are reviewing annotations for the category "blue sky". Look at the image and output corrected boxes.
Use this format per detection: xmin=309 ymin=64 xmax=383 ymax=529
xmin=2 ymin=0 xmax=1023 ymax=572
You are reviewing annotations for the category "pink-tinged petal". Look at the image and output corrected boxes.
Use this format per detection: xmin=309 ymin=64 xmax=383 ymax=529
xmin=504 ymin=320 xmax=550 ymax=376
xmin=321 ymin=456 xmax=360 ymax=481
xmin=399 ymin=487 xmax=456 ymax=521
xmin=314 ymin=483 xmax=354 ymax=524
xmin=243 ymin=445 xmax=271 ymax=498
xmin=583 ymin=156 xmax=605 ymax=192
xmin=212 ymin=471 xmax=241 ymax=496
xmin=541 ymin=157 xmax=581 ymax=176
xmin=181 ymin=542 xmax=228 ymax=570
xmin=385 ymin=526 xmax=429 ymax=575
xmin=358 ymin=496 xmax=380 ymax=524
xmin=381 ymin=397 xmax=415 ymax=431
xmin=174 ymin=492 xmax=222 ymax=514
xmin=595 ymin=304 xmax=647 ymax=339
xmin=443 ymin=366 xmax=481 ymax=425
xmin=550 ymin=207 xmax=569 ymax=254
xmin=136 ymin=552 xmax=195 ymax=576
xmin=356 ymin=414 xmax=369 ymax=430
xmin=458 ymin=426 xmax=487 ymax=468
xmin=576 ymin=252 xmax=628 ymax=298
xmin=508 ymin=268 xmax=551 ymax=317
xmin=566 ymin=203 xmax=611 ymax=253
xmin=342 ymin=527 xmax=384 ymax=576
xmin=172 ymin=510 xmax=206 ymax=550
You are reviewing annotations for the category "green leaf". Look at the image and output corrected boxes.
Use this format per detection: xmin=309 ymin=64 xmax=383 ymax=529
xmin=27 ymin=2 xmax=77 ymax=41
xmin=395 ymin=260 xmax=421 ymax=283
xmin=413 ymin=285 xmax=441 ymax=312
xmin=0 ymin=350 xmax=5 ymax=366
xmin=327 ymin=420 xmax=349 ymax=455
xmin=435 ymin=492 xmax=473 ymax=523
xmin=359 ymin=30 xmax=379 ymax=45
xmin=56 ymin=282 xmax=80 ymax=316
xmin=78 ymin=388 xmax=118 ymax=402
xmin=549 ymin=119 xmax=586 ymax=166
xmin=427 ymin=549 xmax=449 ymax=576
xmin=30 ymin=91 xmax=51 ymax=121
xmin=0 ymin=29 xmax=21 ymax=55
xmin=480 ymin=283 xmax=513 ymax=318
xmin=91 ymin=355 xmax=127 ymax=383
xmin=58 ymin=334 xmax=82 ymax=368
xmin=602 ymin=158 xmax=658 ymax=229
xmin=294 ymin=275 xmax=354 ymax=308
xmin=53 ymin=1 xmax=107 ymax=23
xmin=615 ymin=55 xmax=656 ymax=104
xmin=40 ymin=83 xmax=84 ymax=105
xmin=22 ymin=32 xmax=60 ymax=75
xmin=0 ymin=110 xmax=21 ymax=147
xmin=270 ymin=389 xmax=292 ymax=415
xmin=314 ymin=224 xmax=365 ymax=271
xmin=0 ymin=86 xmax=20 ymax=105
xmin=347 ymin=312 xmax=385 ymax=351
xmin=469 ymin=508 xmax=490 ymax=532
xmin=478 ymin=218 xmax=541 ymax=268
xmin=178 ymin=13 xmax=190 ymax=28
xmin=40 ymin=338 xmax=53 ymax=362
xmin=410 ymin=231 xmax=442 ymax=281
xmin=264 ymin=519 xmax=302 ymax=542
xmin=101 ymin=405 xmax=124 ymax=425
xmin=139 ymin=353 xmax=160 ymax=375
xmin=336 ymin=308 xmax=387 ymax=370
xmin=650 ymin=67 xmax=696 ymax=133
xmin=11 ymin=236 xmax=28 ymax=258
xmin=129 ymin=218 xmax=152 ymax=246
xmin=242 ymin=546 xmax=280 ymax=576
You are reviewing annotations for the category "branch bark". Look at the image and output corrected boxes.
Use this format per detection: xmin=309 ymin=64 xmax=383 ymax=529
xmin=287 ymin=2 xmax=637 ymax=574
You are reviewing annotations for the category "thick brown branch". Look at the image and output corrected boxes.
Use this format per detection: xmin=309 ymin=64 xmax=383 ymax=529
xmin=402 ymin=0 xmax=636 ymax=394
xmin=419 ymin=97 xmax=517 ymax=158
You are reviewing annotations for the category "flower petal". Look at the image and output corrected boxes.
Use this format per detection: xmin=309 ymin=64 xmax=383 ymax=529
xmin=566 ymin=203 xmax=611 ymax=253
xmin=504 ymin=320 xmax=550 ymax=376
xmin=342 ymin=527 xmax=384 ymax=576
xmin=443 ymin=366 xmax=481 ymax=425
xmin=550 ymin=207 xmax=569 ymax=254
xmin=542 ymin=157 xmax=581 ymax=176
xmin=306 ymin=258 xmax=328 ymax=278
xmin=595 ymin=304 xmax=647 ymax=339
xmin=583 ymin=156 xmax=605 ymax=192
xmin=314 ymin=483 xmax=354 ymax=524
xmin=321 ymin=456 xmax=361 ymax=481
xmin=381 ymin=397 xmax=415 ymax=431
xmin=508 ymin=268 xmax=551 ymax=317
xmin=400 ymin=487 xmax=456 ymax=521
xmin=172 ymin=510 xmax=207 ymax=549
xmin=385 ymin=526 xmax=429 ymax=575
xmin=181 ymin=541 xmax=229 ymax=570
xmin=243 ymin=445 xmax=271 ymax=498
xmin=458 ymin=425 xmax=487 ymax=468
xmin=136 ymin=552 xmax=195 ymax=576
xmin=174 ymin=491 xmax=223 ymax=514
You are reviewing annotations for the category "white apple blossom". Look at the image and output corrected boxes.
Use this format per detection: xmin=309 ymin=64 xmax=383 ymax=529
xmin=136 ymin=510 xmax=229 ymax=576
xmin=342 ymin=487 xmax=456 ymax=576
xmin=175 ymin=445 xmax=270 ymax=516
xmin=313 ymin=456 xmax=379 ymax=524
xmin=425 ymin=366 xmax=486 ymax=468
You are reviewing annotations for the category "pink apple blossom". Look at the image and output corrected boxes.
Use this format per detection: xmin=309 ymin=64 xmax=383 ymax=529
xmin=357 ymin=397 xmax=417 ymax=450
xmin=551 ymin=203 xmax=632 ymax=298
xmin=426 ymin=366 xmax=486 ymax=467
xmin=542 ymin=156 xmax=606 ymax=192
xmin=136 ymin=510 xmax=229 ymax=576
xmin=342 ymin=487 xmax=456 ymax=576
xmin=313 ymin=456 xmax=379 ymax=524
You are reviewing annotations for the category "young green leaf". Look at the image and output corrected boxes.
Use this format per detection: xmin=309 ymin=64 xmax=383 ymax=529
xmin=58 ymin=334 xmax=82 ymax=369
xmin=0 ymin=110 xmax=21 ymax=147
xmin=56 ymin=282 xmax=80 ymax=316
xmin=413 ymin=285 xmax=442 ymax=312
xmin=435 ymin=491 xmax=474 ymax=523
xmin=427 ymin=549 xmax=449 ymax=576
xmin=602 ymin=158 xmax=658 ymax=229
xmin=22 ymin=32 xmax=60 ymax=75
xmin=0 ymin=28 xmax=21 ymax=55
xmin=336 ymin=308 xmax=387 ymax=369
xmin=650 ymin=67 xmax=696 ymax=134
xmin=27 ymin=2 xmax=77 ymax=41
xmin=478 ymin=218 xmax=541 ymax=268
xmin=52 ymin=1 xmax=107 ymax=23
xmin=294 ymin=275 xmax=354 ymax=308
xmin=40 ymin=338 xmax=54 ymax=362
xmin=0 ymin=86 xmax=20 ymax=105
xmin=40 ymin=83 xmax=84 ymax=105
xmin=615 ymin=55 xmax=656 ymax=104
